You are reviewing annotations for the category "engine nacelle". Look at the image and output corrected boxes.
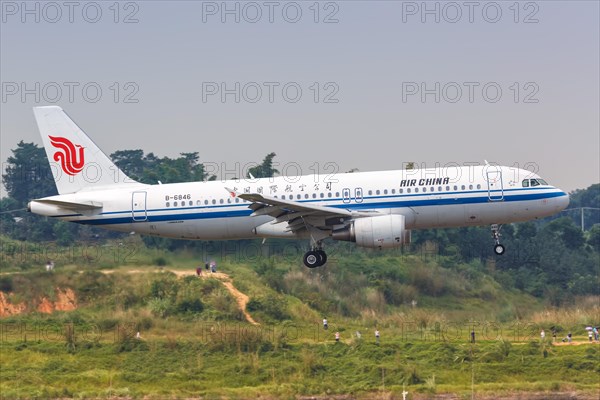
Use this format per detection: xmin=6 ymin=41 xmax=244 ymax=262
xmin=332 ymin=214 xmax=410 ymax=249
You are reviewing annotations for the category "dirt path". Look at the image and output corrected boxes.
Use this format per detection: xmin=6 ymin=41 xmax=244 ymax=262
xmin=103 ymin=268 xmax=259 ymax=325
xmin=552 ymin=340 xmax=599 ymax=346
xmin=170 ymin=270 xmax=259 ymax=325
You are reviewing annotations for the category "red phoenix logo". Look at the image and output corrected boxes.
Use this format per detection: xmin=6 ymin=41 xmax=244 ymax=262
xmin=49 ymin=136 xmax=85 ymax=176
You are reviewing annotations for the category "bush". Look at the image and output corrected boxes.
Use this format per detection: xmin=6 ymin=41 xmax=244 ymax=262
xmin=0 ymin=276 xmax=13 ymax=292
xmin=74 ymin=271 xmax=114 ymax=303
xmin=247 ymin=293 xmax=290 ymax=321
xmin=153 ymin=256 xmax=168 ymax=266
xmin=176 ymin=298 xmax=204 ymax=314
xmin=149 ymin=274 xmax=179 ymax=300
xmin=137 ymin=316 xmax=154 ymax=331
xmin=147 ymin=297 xmax=174 ymax=318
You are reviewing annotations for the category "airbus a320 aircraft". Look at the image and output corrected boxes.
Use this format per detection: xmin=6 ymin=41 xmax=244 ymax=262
xmin=28 ymin=106 xmax=569 ymax=268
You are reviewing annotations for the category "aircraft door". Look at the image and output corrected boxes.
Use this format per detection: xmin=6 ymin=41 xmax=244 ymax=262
xmin=486 ymin=167 xmax=504 ymax=201
xmin=342 ymin=188 xmax=351 ymax=203
xmin=354 ymin=188 xmax=363 ymax=203
xmin=132 ymin=191 xmax=147 ymax=221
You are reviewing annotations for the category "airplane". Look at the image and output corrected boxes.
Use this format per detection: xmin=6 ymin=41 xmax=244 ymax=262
xmin=28 ymin=106 xmax=569 ymax=268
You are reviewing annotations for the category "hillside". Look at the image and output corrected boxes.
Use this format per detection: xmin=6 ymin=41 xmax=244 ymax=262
xmin=1 ymin=237 xmax=599 ymax=398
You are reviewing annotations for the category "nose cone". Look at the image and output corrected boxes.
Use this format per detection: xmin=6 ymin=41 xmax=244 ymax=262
xmin=556 ymin=191 xmax=570 ymax=211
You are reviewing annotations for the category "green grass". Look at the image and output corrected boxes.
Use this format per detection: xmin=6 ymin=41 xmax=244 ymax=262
xmin=1 ymin=236 xmax=599 ymax=398
xmin=1 ymin=335 xmax=598 ymax=398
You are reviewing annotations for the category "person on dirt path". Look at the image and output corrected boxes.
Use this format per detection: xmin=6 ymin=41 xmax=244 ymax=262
xmin=567 ymin=332 xmax=572 ymax=343
xmin=205 ymin=261 xmax=209 ymax=271
xmin=210 ymin=261 xmax=216 ymax=273
xmin=196 ymin=266 xmax=202 ymax=276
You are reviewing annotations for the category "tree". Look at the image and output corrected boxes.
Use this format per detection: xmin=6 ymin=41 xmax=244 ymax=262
xmin=515 ymin=221 xmax=537 ymax=241
xmin=111 ymin=149 xmax=146 ymax=182
xmin=111 ymin=150 xmax=210 ymax=184
xmin=587 ymin=224 xmax=600 ymax=252
xmin=247 ymin=152 xmax=279 ymax=178
xmin=544 ymin=217 xmax=585 ymax=250
xmin=2 ymin=141 xmax=57 ymax=207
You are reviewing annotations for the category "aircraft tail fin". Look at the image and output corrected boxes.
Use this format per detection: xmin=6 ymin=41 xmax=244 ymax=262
xmin=33 ymin=106 xmax=138 ymax=195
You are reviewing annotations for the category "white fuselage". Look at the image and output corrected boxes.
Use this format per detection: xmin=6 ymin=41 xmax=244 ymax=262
xmin=30 ymin=165 xmax=569 ymax=241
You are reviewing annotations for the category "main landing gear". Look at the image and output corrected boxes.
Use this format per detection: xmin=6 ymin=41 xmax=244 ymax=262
xmin=491 ymin=224 xmax=505 ymax=255
xmin=303 ymin=245 xmax=328 ymax=268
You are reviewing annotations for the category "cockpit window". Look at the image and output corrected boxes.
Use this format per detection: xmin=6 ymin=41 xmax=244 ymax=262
xmin=523 ymin=178 xmax=548 ymax=187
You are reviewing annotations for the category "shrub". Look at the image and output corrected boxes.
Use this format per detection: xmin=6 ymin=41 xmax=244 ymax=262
xmin=0 ymin=276 xmax=13 ymax=292
xmin=176 ymin=298 xmax=204 ymax=314
xmin=147 ymin=297 xmax=174 ymax=318
xmin=154 ymin=256 xmax=168 ymax=266
xmin=247 ymin=293 xmax=290 ymax=321
xmin=149 ymin=274 xmax=179 ymax=300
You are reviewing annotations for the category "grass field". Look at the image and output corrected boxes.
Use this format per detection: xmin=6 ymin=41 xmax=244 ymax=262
xmin=1 ymin=237 xmax=599 ymax=398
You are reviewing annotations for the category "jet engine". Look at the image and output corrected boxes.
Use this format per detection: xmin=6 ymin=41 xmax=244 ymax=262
xmin=331 ymin=214 xmax=410 ymax=249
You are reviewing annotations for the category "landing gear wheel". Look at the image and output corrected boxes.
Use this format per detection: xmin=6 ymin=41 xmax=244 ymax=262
xmin=491 ymin=224 xmax=505 ymax=256
xmin=494 ymin=244 xmax=505 ymax=256
xmin=316 ymin=250 xmax=327 ymax=265
xmin=303 ymin=251 xmax=322 ymax=268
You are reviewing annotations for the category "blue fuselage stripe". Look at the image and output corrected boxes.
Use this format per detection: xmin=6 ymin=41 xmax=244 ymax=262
xmin=69 ymin=189 xmax=567 ymax=226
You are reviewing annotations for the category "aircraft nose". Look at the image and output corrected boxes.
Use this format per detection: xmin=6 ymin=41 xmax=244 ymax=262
xmin=557 ymin=191 xmax=570 ymax=211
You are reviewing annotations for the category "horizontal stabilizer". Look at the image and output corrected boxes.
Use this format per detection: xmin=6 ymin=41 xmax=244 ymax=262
xmin=35 ymin=199 xmax=103 ymax=210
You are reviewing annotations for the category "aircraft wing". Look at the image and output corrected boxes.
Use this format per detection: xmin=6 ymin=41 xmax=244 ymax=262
xmin=227 ymin=188 xmax=378 ymax=233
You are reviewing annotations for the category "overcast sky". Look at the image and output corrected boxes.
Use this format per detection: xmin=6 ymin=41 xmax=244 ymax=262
xmin=1 ymin=1 xmax=598 ymax=195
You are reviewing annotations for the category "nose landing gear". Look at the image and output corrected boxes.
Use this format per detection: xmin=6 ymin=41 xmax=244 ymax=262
xmin=491 ymin=224 xmax=505 ymax=255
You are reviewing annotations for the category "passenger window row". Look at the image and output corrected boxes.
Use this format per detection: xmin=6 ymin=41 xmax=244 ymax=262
xmin=164 ymin=183 xmax=486 ymax=207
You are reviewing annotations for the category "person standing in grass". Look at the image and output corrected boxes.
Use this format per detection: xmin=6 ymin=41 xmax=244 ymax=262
xmin=335 ymin=331 xmax=340 ymax=343
xmin=375 ymin=329 xmax=380 ymax=344
xmin=540 ymin=329 xmax=545 ymax=342
xmin=323 ymin=318 xmax=328 ymax=330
